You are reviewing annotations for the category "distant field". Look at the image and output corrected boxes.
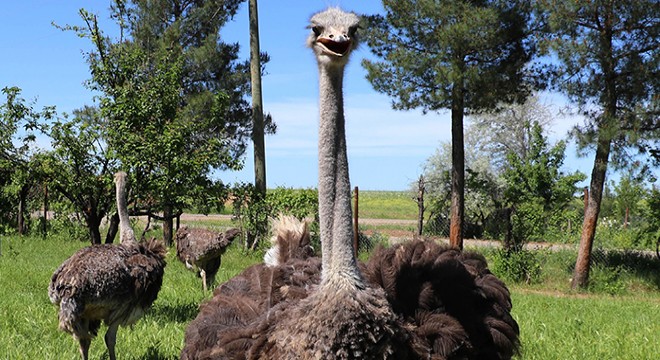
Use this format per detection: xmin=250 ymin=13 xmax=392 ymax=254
xmin=1 ymin=233 xmax=658 ymax=359
xmin=352 ymin=190 xmax=419 ymax=220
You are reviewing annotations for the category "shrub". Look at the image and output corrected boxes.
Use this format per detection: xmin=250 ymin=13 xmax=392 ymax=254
xmin=491 ymin=248 xmax=542 ymax=284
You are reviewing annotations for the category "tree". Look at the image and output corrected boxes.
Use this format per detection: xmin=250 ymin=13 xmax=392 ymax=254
xmin=611 ymin=174 xmax=645 ymax=228
xmin=536 ymin=0 xmax=660 ymax=288
xmin=503 ymin=122 xmax=586 ymax=245
xmin=43 ymin=106 xmax=118 ymax=244
xmin=64 ymin=1 xmax=268 ymax=245
xmin=423 ymin=97 xmax=584 ymax=244
xmin=363 ymin=0 xmax=535 ymax=249
xmin=469 ymin=95 xmax=553 ymax=172
xmin=0 ymin=87 xmax=54 ymax=234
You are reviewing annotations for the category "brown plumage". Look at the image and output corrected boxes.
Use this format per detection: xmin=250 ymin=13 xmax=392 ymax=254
xmin=181 ymin=7 xmax=518 ymax=359
xmin=176 ymin=226 xmax=240 ymax=291
xmin=362 ymin=240 xmax=520 ymax=359
xmin=181 ymin=216 xmax=321 ymax=360
xmin=182 ymin=220 xmax=519 ymax=359
xmin=48 ymin=172 xmax=166 ymax=360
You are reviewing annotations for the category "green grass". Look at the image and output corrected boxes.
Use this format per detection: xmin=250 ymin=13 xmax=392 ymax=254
xmin=512 ymin=291 xmax=660 ymax=359
xmin=0 ymin=234 xmax=261 ymax=359
xmin=1 ymin=233 xmax=659 ymax=359
xmin=354 ymin=190 xmax=418 ymax=220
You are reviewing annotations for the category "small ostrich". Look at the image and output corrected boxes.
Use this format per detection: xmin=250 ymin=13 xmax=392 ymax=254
xmin=175 ymin=226 xmax=240 ymax=291
xmin=48 ymin=172 xmax=166 ymax=360
xmin=181 ymin=8 xmax=518 ymax=359
xmin=263 ymin=215 xmax=315 ymax=267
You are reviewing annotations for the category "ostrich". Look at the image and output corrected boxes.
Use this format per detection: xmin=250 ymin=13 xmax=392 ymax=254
xmin=48 ymin=172 xmax=166 ymax=360
xmin=263 ymin=215 xmax=315 ymax=267
xmin=181 ymin=7 xmax=518 ymax=359
xmin=175 ymin=226 xmax=241 ymax=291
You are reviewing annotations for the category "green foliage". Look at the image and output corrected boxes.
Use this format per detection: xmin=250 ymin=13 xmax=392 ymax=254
xmin=491 ymin=248 xmax=542 ymax=284
xmin=41 ymin=106 xmax=118 ymax=244
xmin=0 ymin=87 xmax=56 ymax=234
xmin=537 ymin=0 xmax=659 ymax=170
xmin=231 ymin=184 xmax=319 ymax=249
xmin=362 ymin=0 xmax=535 ymax=113
xmin=587 ymin=263 xmax=627 ymax=296
xmin=504 ymin=122 xmax=585 ymax=244
xmin=61 ymin=2 xmax=261 ymax=243
xmin=267 ymin=187 xmax=319 ymax=220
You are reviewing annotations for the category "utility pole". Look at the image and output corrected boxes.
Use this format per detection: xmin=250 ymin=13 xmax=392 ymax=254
xmin=249 ymin=0 xmax=266 ymax=196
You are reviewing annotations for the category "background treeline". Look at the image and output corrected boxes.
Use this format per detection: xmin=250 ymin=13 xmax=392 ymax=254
xmin=1 ymin=0 xmax=658 ymax=265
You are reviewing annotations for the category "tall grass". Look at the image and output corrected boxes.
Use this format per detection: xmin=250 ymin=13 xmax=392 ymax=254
xmin=1 ymin=233 xmax=658 ymax=359
xmin=512 ymin=291 xmax=660 ymax=359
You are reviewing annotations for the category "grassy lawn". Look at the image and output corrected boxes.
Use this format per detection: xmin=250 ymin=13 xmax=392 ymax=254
xmin=512 ymin=290 xmax=659 ymax=359
xmin=1 ymin=228 xmax=658 ymax=359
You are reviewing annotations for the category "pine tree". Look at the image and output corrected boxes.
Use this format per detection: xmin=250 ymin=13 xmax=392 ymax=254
xmin=362 ymin=0 xmax=536 ymax=249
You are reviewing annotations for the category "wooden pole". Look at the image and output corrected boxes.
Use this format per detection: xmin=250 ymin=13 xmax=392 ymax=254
xmin=353 ymin=186 xmax=359 ymax=255
xmin=416 ymin=175 xmax=425 ymax=238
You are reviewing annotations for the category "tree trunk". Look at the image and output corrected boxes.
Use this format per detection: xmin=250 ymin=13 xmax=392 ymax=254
xmin=87 ymin=213 xmax=103 ymax=245
xmin=572 ymin=12 xmax=617 ymax=289
xmin=105 ymin=213 xmax=119 ymax=244
xmin=105 ymin=212 xmax=119 ymax=244
xmin=17 ymin=194 xmax=26 ymax=236
xmin=449 ymin=80 xmax=465 ymax=250
xmin=572 ymin=136 xmax=610 ymax=288
xmin=503 ymin=207 xmax=514 ymax=251
xmin=42 ymin=183 xmax=48 ymax=237
xmin=249 ymin=0 xmax=266 ymax=197
xmin=163 ymin=205 xmax=174 ymax=247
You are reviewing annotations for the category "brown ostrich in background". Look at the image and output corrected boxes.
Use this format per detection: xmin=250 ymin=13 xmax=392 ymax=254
xmin=175 ymin=226 xmax=240 ymax=291
xmin=48 ymin=172 xmax=166 ymax=360
xmin=181 ymin=7 xmax=519 ymax=359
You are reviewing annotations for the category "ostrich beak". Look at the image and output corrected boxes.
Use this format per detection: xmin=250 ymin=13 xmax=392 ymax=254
xmin=317 ymin=38 xmax=352 ymax=57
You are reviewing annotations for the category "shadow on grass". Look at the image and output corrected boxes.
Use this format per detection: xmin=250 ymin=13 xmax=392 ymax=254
xmin=133 ymin=346 xmax=178 ymax=360
xmin=151 ymin=301 xmax=200 ymax=323
xmin=591 ymin=249 xmax=660 ymax=289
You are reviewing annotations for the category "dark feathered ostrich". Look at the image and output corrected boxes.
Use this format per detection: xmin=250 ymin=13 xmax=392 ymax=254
xmin=181 ymin=7 xmax=518 ymax=359
xmin=175 ymin=226 xmax=240 ymax=291
xmin=48 ymin=172 xmax=166 ymax=360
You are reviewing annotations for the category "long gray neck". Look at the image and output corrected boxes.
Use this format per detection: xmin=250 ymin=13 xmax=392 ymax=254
xmin=317 ymin=64 xmax=363 ymax=288
xmin=116 ymin=176 xmax=137 ymax=244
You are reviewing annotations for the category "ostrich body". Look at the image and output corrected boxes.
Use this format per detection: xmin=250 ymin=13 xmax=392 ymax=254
xmin=181 ymin=8 xmax=518 ymax=360
xmin=48 ymin=172 xmax=166 ymax=360
xmin=175 ymin=226 xmax=240 ymax=291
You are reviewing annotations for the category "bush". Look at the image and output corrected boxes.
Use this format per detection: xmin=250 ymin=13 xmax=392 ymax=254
xmin=587 ymin=263 xmax=627 ymax=295
xmin=491 ymin=248 xmax=542 ymax=284
xmin=231 ymin=183 xmax=319 ymax=250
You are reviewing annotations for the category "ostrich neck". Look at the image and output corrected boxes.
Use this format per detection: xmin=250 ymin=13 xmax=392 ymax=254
xmin=317 ymin=64 xmax=363 ymax=288
xmin=116 ymin=179 xmax=137 ymax=244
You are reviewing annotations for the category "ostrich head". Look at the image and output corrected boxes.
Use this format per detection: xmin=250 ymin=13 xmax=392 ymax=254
xmin=307 ymin=8 xmax=360 ymax=66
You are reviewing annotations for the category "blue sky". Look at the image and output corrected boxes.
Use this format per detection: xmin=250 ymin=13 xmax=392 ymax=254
xmin=2 ymin=1 xmax=634 ymax=191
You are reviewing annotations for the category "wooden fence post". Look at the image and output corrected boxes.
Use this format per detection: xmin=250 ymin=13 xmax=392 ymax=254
xmin=416 ymin=175 xmax=425 ymax=238
xmin=353 ymin=186 xmax=359 ymax=255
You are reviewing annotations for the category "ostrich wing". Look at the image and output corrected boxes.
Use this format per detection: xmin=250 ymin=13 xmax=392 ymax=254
xmin=362 ymin=240 xmax=520 ymax=359
xmin=181 ymin=257 xmax=322 ymax=360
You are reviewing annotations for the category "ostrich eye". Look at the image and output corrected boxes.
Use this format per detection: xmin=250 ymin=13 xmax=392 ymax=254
xmin=312 ymin=26 xmax=322 ymax=36
xmin=348 ymin=25 xmax=358 ymax=37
